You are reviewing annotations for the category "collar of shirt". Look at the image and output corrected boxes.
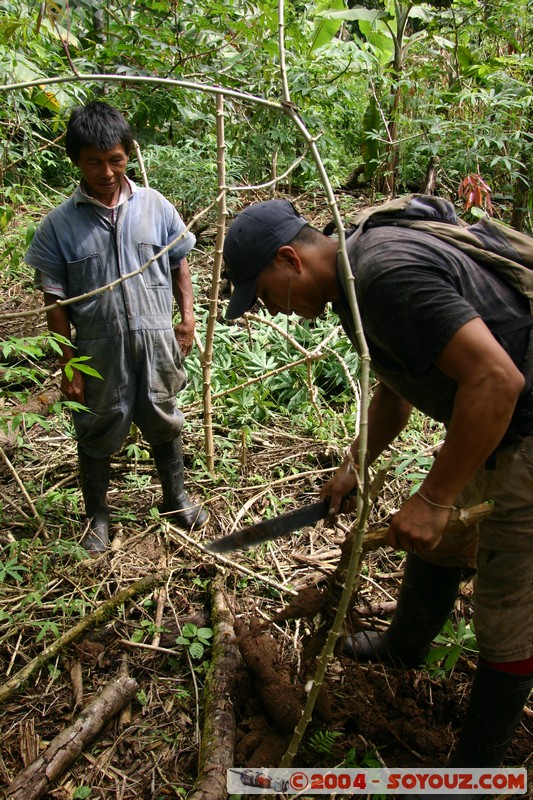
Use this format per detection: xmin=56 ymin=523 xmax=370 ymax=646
xmin=73 ymin=176 xmax=136 ymax=210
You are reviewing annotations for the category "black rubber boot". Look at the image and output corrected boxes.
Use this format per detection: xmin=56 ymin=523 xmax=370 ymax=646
xmin=78 ymin=448 xmax=111 ymax=552
xmin=152 ymin=437 xmax=208 ymax=531
xmin=450 ymin=659 xmax=533 ymax=767
xmin=344 ymin=553 xmax=462 ymax=666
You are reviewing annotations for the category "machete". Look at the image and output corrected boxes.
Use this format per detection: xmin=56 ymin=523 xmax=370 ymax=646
xmin=205 ymin=492 xmax=355 ymax=553
xmin=205 ymin=497 xmax=494 ymax=554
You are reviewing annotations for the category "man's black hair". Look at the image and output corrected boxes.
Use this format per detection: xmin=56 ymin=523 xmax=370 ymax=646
xmin=260 ymin=224 xmax=323 ymax=273
xmin=291 ymin=223 xmax=322 ymax=244
xmin=65 ymin=101 xmax=134 ymax=162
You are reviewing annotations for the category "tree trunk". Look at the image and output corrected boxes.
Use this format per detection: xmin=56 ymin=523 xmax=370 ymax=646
xmin=510 ymin=132 xmax=532 ymax=231
xmin=188 ymin=576 xmax=240 ymax=800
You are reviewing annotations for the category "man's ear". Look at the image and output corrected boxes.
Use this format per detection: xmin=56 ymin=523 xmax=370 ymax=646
xmin=275 ymin=245 xmax=303 ymax=273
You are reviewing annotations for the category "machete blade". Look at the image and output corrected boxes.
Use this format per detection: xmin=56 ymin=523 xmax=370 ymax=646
xmin=205 ymin=497 xmax=331 ymax=553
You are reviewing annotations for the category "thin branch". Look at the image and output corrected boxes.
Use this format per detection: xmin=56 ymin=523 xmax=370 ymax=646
xmin=0 ymin=445 xmax=45 ymax=527
xmin=201 ymin=93 xmax=227 ymax=473
xmin=226 ymin=149 xmax=309 ymax=192
xmin=0 ymin=73 xmax=288 ymax=113
xmin=0 ymin=572 xmax=166 ymax=705
xmin=272 ymin=0 xmax=372 ymax=765
xmin=132 ymin=139 xmax=149 ymax=188
xmin=277 ymin=0 xmax=292 ymax=104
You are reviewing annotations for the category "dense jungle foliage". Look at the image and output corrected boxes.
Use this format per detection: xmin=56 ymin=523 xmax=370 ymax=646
xmin=0 ymin=0 xmax=532 ymax=223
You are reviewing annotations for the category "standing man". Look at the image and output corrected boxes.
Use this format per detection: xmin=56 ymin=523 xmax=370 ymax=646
xmin=26 ymin=101 xmax=208 ymax=552
xmin=222 ymin=198 xmax=533 ymax=772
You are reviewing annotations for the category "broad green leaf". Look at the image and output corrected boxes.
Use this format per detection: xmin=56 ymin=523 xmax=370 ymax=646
xmin=310 ymin=0 xmax=346 ymax=54
xmin=433 ymin=35 xmax=456 ymax=50
xmin=457 ymin=45 xmax=474 ymax=69
xmin=359 ymin=23 xmax=394 ymax=64
xmin=315 ymin=7 xmax=390 ymax=24
xmin=64 ymin=357 xmax=103 ymax=381
xmin=424 ymin=645 xmax=452 ymax=663
xmin=182 ymin=622 xmax=198 ymax=638
xmin=25 ymin=223 xmax=37 ymax=246
xmin=445 ymin=647 xmax=461 ymax=672
xmin=40 ymin=18 xmax=81 ymax=49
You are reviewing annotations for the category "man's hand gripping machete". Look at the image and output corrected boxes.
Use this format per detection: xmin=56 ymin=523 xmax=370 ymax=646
xmin=204 ymin=493 xmax=493 ymax=555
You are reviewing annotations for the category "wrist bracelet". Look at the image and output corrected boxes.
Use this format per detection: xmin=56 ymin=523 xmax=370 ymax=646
xmin=417 ymin=490 xmax=456 ymax=511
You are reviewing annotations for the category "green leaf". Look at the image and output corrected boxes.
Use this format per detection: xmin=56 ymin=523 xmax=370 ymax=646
xmin=444 ymin=646 xmax=462 ymax=672
xmin=316 ymin=7 xmax=390 ymax=24
xmin=424 ymin=645 xmax=451 ymax=663
xmin=359 ymin=25 xmax=394 ymax=63
xmin=35 ymin=619 xmax=60 ymax=642
xmin=0 ymin=558 xmax=28 ymax=582
xmin=64 ymin=357 xmax=104 ymax=381
xmin=310 ymin=0 xmax=346 ymax=54
xmin=73 ymin=787 xmax=92 ymax=800
xmin=189 ymin=641 xmax=204 ymax=660
xmin=25 ymin=223 xmax=37 ymax=246
xmin=48 ymin=338 xmax=63 ymax=356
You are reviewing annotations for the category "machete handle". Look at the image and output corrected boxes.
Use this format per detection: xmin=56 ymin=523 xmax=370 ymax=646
xmin=361 ymin=500 xmax=493 ymax=554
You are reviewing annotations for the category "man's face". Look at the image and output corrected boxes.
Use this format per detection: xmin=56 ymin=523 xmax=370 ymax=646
xmin=255 ymin=251 xmax=328 ymax=319
xmin=74 ymin=144 xmax=129 ymax=205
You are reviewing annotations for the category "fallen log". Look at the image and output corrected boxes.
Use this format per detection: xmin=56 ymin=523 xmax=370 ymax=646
xmin=5 ymin=674 xmax=138 ymax=800
xmin=188 ymin=575 xmax=241 ymax=800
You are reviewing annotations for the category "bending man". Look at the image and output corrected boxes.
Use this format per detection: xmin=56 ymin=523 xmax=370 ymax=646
xmin=222 ymin=197 xmax=533 ymax=771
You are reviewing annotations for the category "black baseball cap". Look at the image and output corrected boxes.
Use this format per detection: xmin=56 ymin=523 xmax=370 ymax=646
xmin=223 ymin=199 xmax=308 ymax=320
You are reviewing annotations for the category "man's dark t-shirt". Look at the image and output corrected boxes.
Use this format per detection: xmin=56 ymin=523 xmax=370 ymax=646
xmin=335 ymin=226 xmax=533 ymax=437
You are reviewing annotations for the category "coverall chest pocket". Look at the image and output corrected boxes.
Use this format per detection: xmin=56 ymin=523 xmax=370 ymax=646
xmin=139 ymin=243 xmax=170 ymax=288
xmin=67 ymin=254 xmax=104 ymax=301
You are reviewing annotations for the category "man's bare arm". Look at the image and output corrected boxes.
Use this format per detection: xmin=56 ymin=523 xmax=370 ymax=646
xmin=43 ymin=292 xmax=85 ymax=403
xmin=171 ymin=258 xmax=196 ymax=356
xmin=388 ymin=316 xmax=525 ymax=552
